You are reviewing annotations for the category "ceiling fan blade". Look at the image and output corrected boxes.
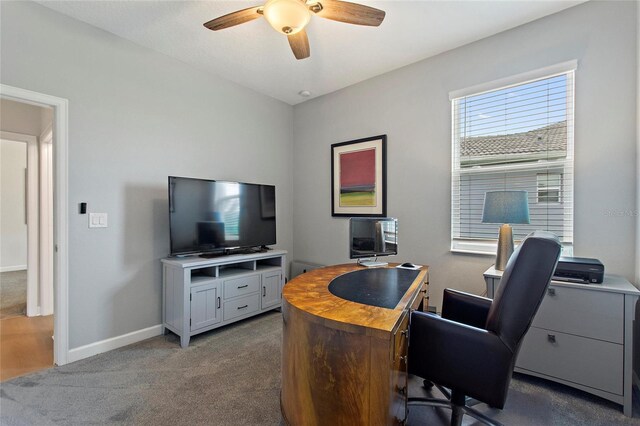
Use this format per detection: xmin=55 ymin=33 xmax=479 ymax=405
xmin=288 ymin=30 xmax=310 ymax=60
xmin=203 ymin=6 xmax=263 ymax=31
xmin=311 ymin=0 xmax=385 ymax=27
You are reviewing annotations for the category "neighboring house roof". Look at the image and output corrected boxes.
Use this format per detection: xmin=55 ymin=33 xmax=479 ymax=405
xmin=461 ymin=121 xmax=567 ymax=161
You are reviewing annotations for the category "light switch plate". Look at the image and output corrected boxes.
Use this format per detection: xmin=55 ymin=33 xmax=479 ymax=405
xmin=89 ymin=213 xmax=108 ymax=228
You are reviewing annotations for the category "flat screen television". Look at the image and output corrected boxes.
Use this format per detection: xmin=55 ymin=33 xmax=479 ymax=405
xmin=349 ymin=217 xmax=398 ymax=259
xmin=168 ymin=176 xmax=276 ymax=256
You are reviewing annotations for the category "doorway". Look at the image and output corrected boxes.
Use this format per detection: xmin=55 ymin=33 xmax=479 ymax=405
xmin=0 ymin=99 xmax=54 ymax=380
xmin=0 ymin=138 xmax=28 ymax=319
xmin=0 ymin=84 xmax=70 ymax=369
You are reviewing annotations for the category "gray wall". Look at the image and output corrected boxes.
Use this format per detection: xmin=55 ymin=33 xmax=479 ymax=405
xmin=292 ymin=0 xmax=638 ymax=309
xmin=0 ymin=1 xmax=294 ymax=349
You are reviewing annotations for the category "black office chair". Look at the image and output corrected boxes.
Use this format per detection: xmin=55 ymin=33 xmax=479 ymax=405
xmin=407 ymin=231 xmax=561 ymax=426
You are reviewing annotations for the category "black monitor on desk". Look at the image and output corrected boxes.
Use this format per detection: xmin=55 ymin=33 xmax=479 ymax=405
xmin=349 ymin=217 xmax=398 ymax=259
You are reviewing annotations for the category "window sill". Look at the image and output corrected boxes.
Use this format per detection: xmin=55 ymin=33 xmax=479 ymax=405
xmin=450 ymin=248 xmax=496 ymax=256
xmin=451 ymin=241 xmax=573 ymax=257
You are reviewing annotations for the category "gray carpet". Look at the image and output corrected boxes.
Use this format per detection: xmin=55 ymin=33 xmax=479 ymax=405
xmin=406 ymin=375 xmax=640 ymax=425
xmin=1 ymin=310 xmax=638 ymax=425
xmin=1 ymin=311 xmax=283 ymax=426
xmin=0 ymin=271 xmax=27 ymax=319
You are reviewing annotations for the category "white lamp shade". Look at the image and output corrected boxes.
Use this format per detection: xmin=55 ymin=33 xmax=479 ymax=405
xmin=263 ymin=0 xmax=310 ymax=35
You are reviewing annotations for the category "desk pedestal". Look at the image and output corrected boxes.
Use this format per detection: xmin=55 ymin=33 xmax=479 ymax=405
xmin=281 ymin=264 xmax=428 ymax=425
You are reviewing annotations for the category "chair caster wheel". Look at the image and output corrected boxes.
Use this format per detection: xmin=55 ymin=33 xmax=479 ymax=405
xmin=423 ymin=380 xmax=434 ymax=389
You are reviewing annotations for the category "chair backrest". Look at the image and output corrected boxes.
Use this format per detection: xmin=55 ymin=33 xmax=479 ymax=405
xmin=485 ymin=231 xmax=561 ymax=353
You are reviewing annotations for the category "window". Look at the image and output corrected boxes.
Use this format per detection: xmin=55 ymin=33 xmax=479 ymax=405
xmin=451 ymin=63 xmax=575 ymax=254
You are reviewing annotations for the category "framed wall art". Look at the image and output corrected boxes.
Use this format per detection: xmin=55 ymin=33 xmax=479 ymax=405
xmin=331 ymin=135 xmax=387 ymax=217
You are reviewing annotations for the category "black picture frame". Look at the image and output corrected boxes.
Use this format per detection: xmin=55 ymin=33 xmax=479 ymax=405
xmin=331 ymin=135 xmax=387 ymax=217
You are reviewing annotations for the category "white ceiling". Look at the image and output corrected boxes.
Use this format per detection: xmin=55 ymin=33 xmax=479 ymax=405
xmin=37 ymin=0 xmax=585 ymax=105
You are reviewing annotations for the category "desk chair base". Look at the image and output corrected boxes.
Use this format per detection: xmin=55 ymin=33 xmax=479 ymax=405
xmin=408 ymin=382 xmax=504 ymax=426
xmin=423 ymin=380 xmax=483 ymax=407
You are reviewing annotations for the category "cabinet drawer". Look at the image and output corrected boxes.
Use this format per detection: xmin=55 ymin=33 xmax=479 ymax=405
xmin=517 ymin=327 xmax=623 ymax=395
xmin=223 ymin=275 xmax=260 ymax=300
xmin=223 ymin=294 xmax=260 ymax=321
xmin=533 ymin=286 xmax=623 ymax=343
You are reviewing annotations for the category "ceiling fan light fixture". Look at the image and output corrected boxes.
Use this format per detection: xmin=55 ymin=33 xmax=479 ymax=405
xmin=263 ymin=0 xmax=311 ymax=35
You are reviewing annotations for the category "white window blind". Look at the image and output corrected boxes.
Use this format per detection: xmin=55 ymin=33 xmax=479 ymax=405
xmin=451 ymin=69 xmax=574 ymax=254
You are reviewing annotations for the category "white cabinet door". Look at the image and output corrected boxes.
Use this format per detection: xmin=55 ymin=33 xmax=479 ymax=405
xmin=191 ymin=282 xmax=222 ymax=331
xmin=261 ymin=270 xmax=282 ymax=309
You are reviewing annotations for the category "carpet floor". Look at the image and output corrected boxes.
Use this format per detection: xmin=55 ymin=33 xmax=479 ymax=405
xmin=0 ymin=310 xmax=638 ymax=425
xmin=0 ymin=271 xmax=27 ymax=319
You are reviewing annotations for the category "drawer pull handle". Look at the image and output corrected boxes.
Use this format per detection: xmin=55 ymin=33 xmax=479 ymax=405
xmin=547 ymin=334 xmax=556 ymax=343
xmin=263 ymin=286 xmax=266 ymax=297
xmin=399 ymin=355 xmax=407 ymax=364
xmin=238 ymin=285 xmax=249 ymax=289
xmin=237 ymin=305 xmax=248 ymax=310
xmin=400 ymin=329 xmax=408 ymax=337
xmin=397 ymin=385 xmax=406 ymax=395
xmin=217 ymin=297 xmax=221 ymax=309
xmin=547 ymin=288 xmax=556 ymax=296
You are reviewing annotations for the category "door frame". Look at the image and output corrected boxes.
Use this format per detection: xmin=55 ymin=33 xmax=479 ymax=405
xmin=39 ymin=124 xmax=54 ymax=316
xmin=0 ymin=131 xmax=39 ymax=316
xmin=1 ymin=84 xmax=69 ymax=366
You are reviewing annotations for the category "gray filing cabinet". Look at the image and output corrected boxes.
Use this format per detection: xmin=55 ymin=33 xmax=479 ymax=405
xmin=484 ymin=266 xmax=639 ymax=417
xmin=162 ymin=250 xmax=286 ymax=348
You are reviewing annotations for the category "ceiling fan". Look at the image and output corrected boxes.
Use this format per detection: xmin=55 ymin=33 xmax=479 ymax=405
xmin=203 ymin=0 xmax=385 ymax=60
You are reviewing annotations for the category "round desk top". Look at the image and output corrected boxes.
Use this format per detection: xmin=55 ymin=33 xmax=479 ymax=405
xmin=282 ymin=263 xmax=428 ymax=336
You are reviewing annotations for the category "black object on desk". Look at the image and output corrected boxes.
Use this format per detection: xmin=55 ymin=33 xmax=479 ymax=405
xmin=328 ymin=268 xmax=420 ymax=309
xmin=554 ymin=256 xmax=604 ymax=284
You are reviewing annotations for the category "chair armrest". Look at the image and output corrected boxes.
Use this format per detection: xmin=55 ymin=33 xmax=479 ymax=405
xmin=441 ymin=288 xmax=492 ymax=329
xmin=408 ymin=310 xmax=514 ymax=408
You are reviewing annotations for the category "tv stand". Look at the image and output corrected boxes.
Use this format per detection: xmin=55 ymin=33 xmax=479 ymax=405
xmin=162 ymin=249 xmax=287 ymax=348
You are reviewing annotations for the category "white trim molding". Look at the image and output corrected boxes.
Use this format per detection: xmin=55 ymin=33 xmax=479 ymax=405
xmin=67 ymin=325 xmax=163 ymax=364
xmin=449 ymin=60 xmax=578 ymax=100
xmin=0 ymin=84 xmax=70 ymax=366
xmin=39 ymin=125 xmax=54 ymax=316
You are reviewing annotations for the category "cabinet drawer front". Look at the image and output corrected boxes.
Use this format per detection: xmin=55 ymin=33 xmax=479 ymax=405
xmin=517 ymin=327 xmax=623 ymax=395
xmin=223 ymin=294 xmax=260 ymax=321
xmin=223 ymin=275 xmax=260 ymax=300
xmin=533 ymin=286 xmax=623 ymax=343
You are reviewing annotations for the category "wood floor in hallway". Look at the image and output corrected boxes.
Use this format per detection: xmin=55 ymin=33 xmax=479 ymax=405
xmin=0 ymin=315 xmax=53 ymax=381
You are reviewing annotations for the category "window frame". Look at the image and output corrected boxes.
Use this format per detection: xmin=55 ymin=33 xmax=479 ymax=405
xmin=450 ymin=62 xmax=576 ymax=256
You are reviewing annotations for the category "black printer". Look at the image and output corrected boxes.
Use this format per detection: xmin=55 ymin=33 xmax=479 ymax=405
xmin=553 ymin=256 xmax=604 ymax=284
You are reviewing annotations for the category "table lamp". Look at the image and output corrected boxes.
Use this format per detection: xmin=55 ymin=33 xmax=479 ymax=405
xmin=482 ymin=190 xmax=530 ymax=270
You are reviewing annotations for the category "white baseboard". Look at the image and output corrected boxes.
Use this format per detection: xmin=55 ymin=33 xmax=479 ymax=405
xmin=67 ymin=324 xmax=163 ymax=364
xmin=0 ymin=265 xmax=27 ymax=272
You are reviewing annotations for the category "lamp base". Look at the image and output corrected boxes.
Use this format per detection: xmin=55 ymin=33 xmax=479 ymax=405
xmin=495 ymin=224 xmax=514 ymax=271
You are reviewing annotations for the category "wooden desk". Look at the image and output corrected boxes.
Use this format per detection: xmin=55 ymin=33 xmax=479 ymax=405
xmin=281 ymin=263 xmax=429 ymax=425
